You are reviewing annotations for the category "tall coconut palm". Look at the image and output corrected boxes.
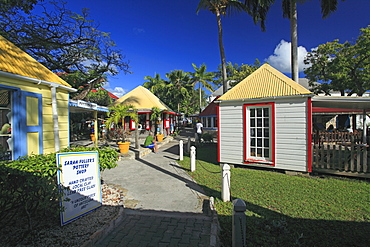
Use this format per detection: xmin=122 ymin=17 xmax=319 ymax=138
xmin=165 ymin=70 xmax=193 ymax=110
xmin=190 ymin=63 xmax=214 ymax=112
xmin=280 ymin=0 xmax=342 ymax=82
xmin=143 ymin=73 xmax=165 ymax=94
xmin=197 ymin=0 xmax=272 ymax=93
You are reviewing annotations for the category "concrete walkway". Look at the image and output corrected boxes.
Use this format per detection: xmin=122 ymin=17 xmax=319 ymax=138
xmin=95 ymin=131 xmax=219 ymax=246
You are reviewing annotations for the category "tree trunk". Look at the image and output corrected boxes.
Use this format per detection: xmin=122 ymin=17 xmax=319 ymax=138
xmin=199 ymin=81 xmax=202 ymax=113
xmin=216 ymin=10 xmax=228 ymax=94
xmin=290 ymin=2 xmax=298 ymax=82
xmin=135 ymin=124 xmax=139 ymax=149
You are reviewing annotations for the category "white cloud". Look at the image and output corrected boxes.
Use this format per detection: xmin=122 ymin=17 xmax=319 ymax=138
xmin=106 ymin=87 xmax=127 ymax=98
xmin=266 ymin=40 xmax=310 ymax=73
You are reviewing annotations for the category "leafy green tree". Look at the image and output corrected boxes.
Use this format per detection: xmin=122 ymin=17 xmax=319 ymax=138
xmin=164 ymin=70 xmax=193 ymax=110
xmin=304 ymin=26 xmax=370 ymax=96
xmin=0 ymin=1 xmax=130 ymax=100
xmin=213 ymin=60 xmax=260 ymax=87
xmin=143 ymin=73 xmax=166 ymax=95
xmin=85 ymin=88 xmax=113 ymax=106
xmin=0 ymin=0 xmax=43 ymax=14
xmin=197 ymin=0 xmax=271 ymax=93
xmin=143 ymin=67 xmax=216 ymax=115
xmin=190 ymin=63 xmax=214 ymax=111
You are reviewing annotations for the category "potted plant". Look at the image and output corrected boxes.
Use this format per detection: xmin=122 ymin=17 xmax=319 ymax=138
xmin=150 ymin=106 xmax=164 ymax=141
xmin=106 ymin=104 xmax=138 ymax=153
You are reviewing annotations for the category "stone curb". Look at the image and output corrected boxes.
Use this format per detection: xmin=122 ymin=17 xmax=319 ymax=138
xmin=81 ymin=205 xmax=125 ymax=247
xmin=209 ymin=196 xmax=221 ymax=247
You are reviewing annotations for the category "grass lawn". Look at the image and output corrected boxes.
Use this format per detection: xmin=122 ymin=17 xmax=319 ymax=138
xmin=177 ymin=144 xmax=370 ymax=247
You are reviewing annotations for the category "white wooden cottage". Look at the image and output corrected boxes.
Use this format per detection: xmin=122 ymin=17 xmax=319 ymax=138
xmin=217 ymin=64 xmax=314 ymax=172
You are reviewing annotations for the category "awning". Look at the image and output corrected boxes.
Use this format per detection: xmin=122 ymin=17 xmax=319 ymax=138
xmin=312 ymin=96 xmax=370 ymax=112
xmin=69 ymin=99 xmax=109 ymax=113
xmin=313 ymin=107 xmax=365 ymax=115
xmin=312 ymin=96 xmax=370 ymax=143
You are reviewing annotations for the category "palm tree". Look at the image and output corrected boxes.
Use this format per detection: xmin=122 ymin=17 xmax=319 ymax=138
xmin=280 ymin=0 xmax=342 ymax=82
xmin=197 ymin=0 xmax=272 ymax=93
xmin=106 ymin=104 xmax=139 ymax=148
xmin=150 ymin=106 xmax=162 ymax=135
xmin=190 ymin=63 xmax=214 ymax=112
xmin=165 ymin=70 xmax=193 ymax=111
xmin=143 ymin=73 xmax=166 ymax=94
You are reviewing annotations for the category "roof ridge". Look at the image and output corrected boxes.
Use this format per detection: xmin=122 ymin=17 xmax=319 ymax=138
xmin=218 ymin=63 xmax=312 ymax=101
xmin=0 ymin=35 xmax=71 ymax=87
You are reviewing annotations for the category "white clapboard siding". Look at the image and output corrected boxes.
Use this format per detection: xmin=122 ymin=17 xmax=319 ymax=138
xmin=274 ymin=99 xmax=308 ymax=171
xmin=219 ymin=103 xmax=244 ymax=164
xmin=219 ymin=98 xmax=310 ymax=171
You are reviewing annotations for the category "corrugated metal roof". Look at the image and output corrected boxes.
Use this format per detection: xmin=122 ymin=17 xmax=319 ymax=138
xmin=0 ymin=35 xmax=71 ymax=87
xmin=113 ymin=86 xmax=174 ymax=112
xmin=218 ymin=63 xmax=312 ymax=101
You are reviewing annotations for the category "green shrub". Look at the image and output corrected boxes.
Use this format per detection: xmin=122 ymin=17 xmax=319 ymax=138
xmin=0 ymin=165 xmax=60 ymax=231
xmin=62 ymin=146 xmax=119 ymax=171
xmin=0 ymin=146 xmax=119 ymax=232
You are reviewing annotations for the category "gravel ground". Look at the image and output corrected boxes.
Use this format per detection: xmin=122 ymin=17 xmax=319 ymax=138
xmin=0 ymin=184 xmax=125 ymax=247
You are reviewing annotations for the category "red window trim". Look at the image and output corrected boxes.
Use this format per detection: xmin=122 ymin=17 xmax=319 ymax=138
xmin=243 ymin=102 xmax=276 ymax=166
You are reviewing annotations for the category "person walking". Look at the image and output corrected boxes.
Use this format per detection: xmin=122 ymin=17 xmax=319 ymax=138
xmin=195 ymin=120 xmax=203 ymax=144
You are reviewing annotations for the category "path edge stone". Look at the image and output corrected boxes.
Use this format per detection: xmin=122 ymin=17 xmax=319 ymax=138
xmin=81 ymin=205 xmax=125 ymax=247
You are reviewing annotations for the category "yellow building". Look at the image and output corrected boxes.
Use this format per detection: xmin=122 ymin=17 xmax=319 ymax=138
xmin=0 ymin=35 xmax=76 ymax=160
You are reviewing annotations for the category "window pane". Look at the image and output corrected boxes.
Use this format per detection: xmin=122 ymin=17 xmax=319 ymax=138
xmin=264 ymin=118 xmax=269 ymax=127
xmin=250 ymin=138 xmax=255 ymax=146
xmin=264 ymin=129 xmax=269 ymax=137
xmin=257 ymin=148 xmax=262 ymax=157
xmin=264 ymin=138 xmax=269 ymax=147
xmin=263 ymin=108 xmax=269 ymax=117
xmin=257 ymin=129 xmax=262 ymax=137
xmin=257 ymin=118 xmax=262 ymax=127
xmin=251 ymin=129 xmax=255 ymax=137
xmin=257 ymin=138 xmax=262 ymax=147
xmin=250 ymin=148 xmax=256 ymax=156
xmin=257 ymin=108 xmax=262 ymax=117
xmin=250 ymin=118 xmax=255 ymax=127
xmin=250 ymin=109 xmax=255 ymax=117
xmin=264 ymin=149 xmax=270 ymax=158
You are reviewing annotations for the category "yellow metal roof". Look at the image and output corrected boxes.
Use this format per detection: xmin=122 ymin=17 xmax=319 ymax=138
xmin=113 ymin=86 xmax=173 ymax=111
xmin=0 ymin=35 xmax=71 ymax=87
xmin=218 ymin=63 xmax=312 ymax=101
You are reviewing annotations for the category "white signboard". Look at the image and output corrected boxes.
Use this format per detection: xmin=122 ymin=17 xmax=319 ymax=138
xmin=77 ymin=100 xmax=97 ymax=110
xmin=56 ymin=151 xmax=101 ymax=226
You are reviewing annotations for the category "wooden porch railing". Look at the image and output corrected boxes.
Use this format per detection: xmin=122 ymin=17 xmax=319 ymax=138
xmin=312 ymin=141 xmax=369 ymax=177
xmin=313 ymin=131 xmax=364 ymax=145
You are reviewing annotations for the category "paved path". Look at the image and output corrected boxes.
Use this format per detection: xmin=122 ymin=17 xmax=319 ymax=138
xmin=96 ymin=133 xmax=217 ymax=246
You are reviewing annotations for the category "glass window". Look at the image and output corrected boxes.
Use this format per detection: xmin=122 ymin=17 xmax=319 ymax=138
xmin=247 ymin=105 xmax=271 ymax=162
xmin=0 ymin=89 xmax=12 ymax=161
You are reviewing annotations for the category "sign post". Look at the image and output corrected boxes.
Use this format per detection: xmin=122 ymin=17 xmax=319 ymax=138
xmin=56 ymin=151 xmax=101 ymax=226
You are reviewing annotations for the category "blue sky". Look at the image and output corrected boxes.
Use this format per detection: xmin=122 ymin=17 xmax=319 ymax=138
xmin=64 ymin=0 xmax=369 ymax=98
